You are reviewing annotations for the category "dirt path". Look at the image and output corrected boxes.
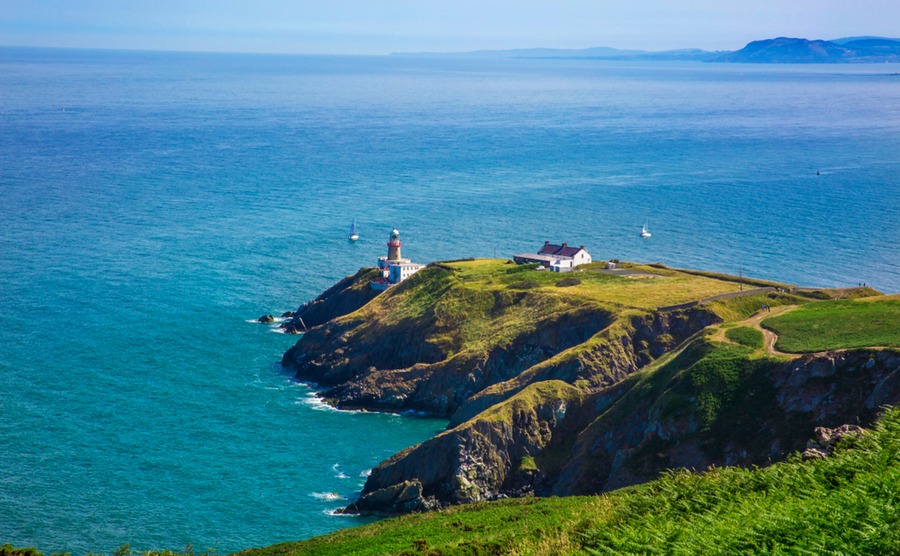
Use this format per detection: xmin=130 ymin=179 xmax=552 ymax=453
xmin=712 ymin=304 xmax=800 ymax=356
xmin=717 ymin=302 xmax=893 ymax=357
xmin=751 ymin=305 xmax=797 ymax=356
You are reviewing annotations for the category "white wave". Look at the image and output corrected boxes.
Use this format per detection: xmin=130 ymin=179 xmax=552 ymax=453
xmin=298 ymin=392 xmax=337 ymax=412
xmin=296 ymin=389 xmax=371 ymax=414
xmin=332 ymin=463 xmax=349 ymax=479
xmin=310 ymin=491 xmax=343 ymax=501
xmin=246 ymin=316 xmax=288 ymax=325
xmin=359 ymin=469 xmax=371 ymax=478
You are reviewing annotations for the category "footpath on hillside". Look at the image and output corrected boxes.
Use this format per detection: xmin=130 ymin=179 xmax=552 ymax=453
xmin=748 ymin=305 xmax=796 ymax=356
xmin=709 ymin=304 xmax=798 ymax=356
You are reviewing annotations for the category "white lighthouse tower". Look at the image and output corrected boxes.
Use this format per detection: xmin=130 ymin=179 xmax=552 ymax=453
xmin=373 ymin=228 xmax=425 ymax=290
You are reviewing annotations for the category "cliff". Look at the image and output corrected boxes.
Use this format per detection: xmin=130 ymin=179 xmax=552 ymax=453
xmin=281 ymin=259 xmax=899 ymax=515
xmin=241 ymin=406 xmax=900 ymax=555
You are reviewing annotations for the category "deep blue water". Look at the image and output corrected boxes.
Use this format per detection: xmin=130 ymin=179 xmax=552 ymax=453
xmin=1 ymin=47 xmax=898 ymax=553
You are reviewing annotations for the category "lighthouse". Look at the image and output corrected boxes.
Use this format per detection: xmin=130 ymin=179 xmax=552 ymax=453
xmin=387 ymin=228 xmax=402 ymax=261
xmin=373 ymin=227 xmax=425 ymax=290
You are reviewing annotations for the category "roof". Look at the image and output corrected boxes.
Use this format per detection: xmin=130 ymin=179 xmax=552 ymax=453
xmin=538 ymin=242 xmax=587 ymax=257
xmin=513 ymin=253 xmax=559 ymax=263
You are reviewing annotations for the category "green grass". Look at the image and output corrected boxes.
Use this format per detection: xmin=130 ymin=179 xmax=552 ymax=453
xmin=517 ymin=456 xmax=538 ymax=471
xmin=592 ymin=337 xmax=780 ymax=458
xmin=682 ymin=342 xmax=775 ymax=440
xmin=646 ymin=264 xmax=795 ymax=289
xmin=236 ymin=407 xmax=900 ymax=555
xmin=762 ymin=296 xmax=900 ymax=353
xmin=724 ymin=326 xmax=765 ymax=349
xmin=704 ymin=292 xmax=805 ymax=322
xmin=445 ymin=259 xmax=744 ymax=311
xmin=341 ymin=259 xmax=755 ymax=367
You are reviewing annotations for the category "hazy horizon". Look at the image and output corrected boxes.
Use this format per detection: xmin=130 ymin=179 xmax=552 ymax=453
xmin=2 ymin=1 xmax=898 ymax=56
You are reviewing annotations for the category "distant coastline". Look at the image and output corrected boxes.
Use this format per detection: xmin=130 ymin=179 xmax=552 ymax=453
xmin=393 ymin=35 xmax=900 ymax=63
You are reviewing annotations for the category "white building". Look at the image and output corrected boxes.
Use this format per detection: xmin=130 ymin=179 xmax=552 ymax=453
xmin=513 ymin=241 xmax=592 ymax=272
xmin=371 ymin=228 xmax=425 ymax=290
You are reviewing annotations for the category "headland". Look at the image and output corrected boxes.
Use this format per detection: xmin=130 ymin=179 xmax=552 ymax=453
xmin=278 ymin=254 xmax=900 ymax=518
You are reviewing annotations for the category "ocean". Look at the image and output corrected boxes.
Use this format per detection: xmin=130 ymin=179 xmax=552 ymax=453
xmin=1 ymin=47 xmax=898 ymax=553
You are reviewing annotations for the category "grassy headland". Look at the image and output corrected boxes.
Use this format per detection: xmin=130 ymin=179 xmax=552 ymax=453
xmin=278 ymin=260 xmax=899 ymax=550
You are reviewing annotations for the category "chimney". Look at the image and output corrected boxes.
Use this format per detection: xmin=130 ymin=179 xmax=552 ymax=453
xmin=544 ymin=240 xmax=550 ymax=245
xmin=562 ymin=242 xmax=567 ymax=247
xmin=580 ymin=245 xmax=584 ymax=250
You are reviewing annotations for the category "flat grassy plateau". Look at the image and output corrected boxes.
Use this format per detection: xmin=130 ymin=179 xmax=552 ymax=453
xmin=763 ymin=296 xmax=900 ymax=353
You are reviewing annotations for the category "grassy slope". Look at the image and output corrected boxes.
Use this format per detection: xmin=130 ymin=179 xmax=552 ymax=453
xmin=762 ymin=295 xmax=900 ymax=353
xmin=332 ymin=258 xmax=747 ymax=372
xmin=724 ymin=326 xmax=765 ymax=349
xmin=563 ymin=332 xmax=786 ymax=478
xmin=239 ymin=407 xmax=900 ymax=556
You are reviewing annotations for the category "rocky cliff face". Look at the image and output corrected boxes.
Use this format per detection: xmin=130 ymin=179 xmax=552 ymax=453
xmin=344 ymin=381 xmax=587 ymax=514
xmin=554 ymin=348 xmax=900 ymax=496
xmin=280 ymin=267 xmax=381 ymax=333
xmin=348 ymin=345 xmax=900 ymax=514
xmin=446 ymin=307 xmax=721 ymax=427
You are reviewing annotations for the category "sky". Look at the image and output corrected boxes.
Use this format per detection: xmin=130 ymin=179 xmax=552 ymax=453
xmin=1 ymin=0 xmax=898 ymax=55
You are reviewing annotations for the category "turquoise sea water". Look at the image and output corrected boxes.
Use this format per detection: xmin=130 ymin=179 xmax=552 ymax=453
xmin=1 ymin=47 xmax=898 ymax=553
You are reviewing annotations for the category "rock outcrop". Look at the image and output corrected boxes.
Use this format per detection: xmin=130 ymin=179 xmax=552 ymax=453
xmin=802 ymin=424 xmax=866 ymax=460
xmin=348 ymin=381 xmax=587 ymax=513
xmin=279 ymin=267 xmax=381 ymax=333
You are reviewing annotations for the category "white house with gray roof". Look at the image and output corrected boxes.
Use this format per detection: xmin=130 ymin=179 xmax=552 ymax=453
xmin=513 ymin=241 xmax=591 ymax=272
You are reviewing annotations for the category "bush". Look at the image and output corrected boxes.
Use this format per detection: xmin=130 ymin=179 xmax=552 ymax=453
xmin=725 ymin=326 xmax=765 ymax=349
xmin=1 ymin=546 xmax=43 ymax=556
xmin=555 ymin=277 xmax=582 ymax=287
xmin=506 ymin=263 xmax=540 ymax=274
xmin=507 ymin=280 xmax=540 ymax=290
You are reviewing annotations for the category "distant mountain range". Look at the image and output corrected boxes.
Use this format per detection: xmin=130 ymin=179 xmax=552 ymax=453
xmin=393 ymin=36 xmax=900 ymax=63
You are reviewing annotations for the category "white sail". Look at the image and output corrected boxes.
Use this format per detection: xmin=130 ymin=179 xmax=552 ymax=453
xmin=348 ymin=219 xmax=359 ymax=241
xmin=640 ymin=221 xmax=651 ymax=238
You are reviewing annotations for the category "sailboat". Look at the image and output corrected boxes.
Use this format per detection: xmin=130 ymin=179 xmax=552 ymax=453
xmin=640 ymin=221 xmax=651 ymax=238
xmin=348 ymin=219 xmax=359 ymax=241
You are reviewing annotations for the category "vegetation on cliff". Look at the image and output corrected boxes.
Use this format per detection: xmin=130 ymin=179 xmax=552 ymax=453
xmin=239 ymin=406 xmax=900 ymax=555
xmin=282 ymin=259 xmax=755 ymax=417
xmin=281 ymin=260 xmax=898 ymax=521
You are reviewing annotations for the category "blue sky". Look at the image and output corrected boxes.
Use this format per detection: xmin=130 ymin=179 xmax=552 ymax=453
xmin=1 ymin=0 xmax=897 ymax=54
